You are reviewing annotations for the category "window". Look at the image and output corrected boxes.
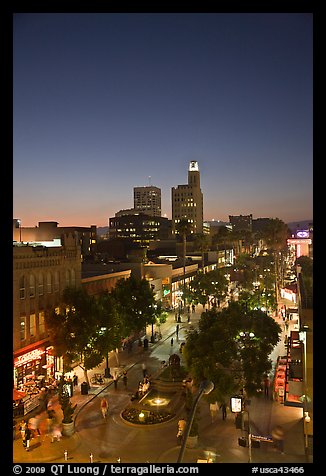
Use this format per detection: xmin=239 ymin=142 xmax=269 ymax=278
xmin=19 ymin=275 xmax=25 ymax=300
xmin=29 ymin=274 xmax=35 ymax=298
xmin=54 ymin=271 xmax=60 ymax=293
xmin=71 ymin=269 xmax=76 ymax=287
xmin=30 ymin=313 xmax=36 ymax=337
xmin=47 ymin=273 xmax=52 ymax=293
xmin=38 ymin=311 xmax=45 ymax=335
xmin=38 ymin=273 xmax=44 ymax=296
xmin=20 ymin=316 xmax=26 ymax=340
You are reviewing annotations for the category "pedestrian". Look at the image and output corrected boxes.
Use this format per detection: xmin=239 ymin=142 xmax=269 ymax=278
xmin=142 ymin=362 xmax=147 ymax=378
xmin=192 ymin=303 xmax=195 ymax=313
xmin=175 ymin=312 xmax=178 ymax=322
xmin=209 ymin=402 xmax=219 ymax=423
xmin=221 ymin=402 xmax=227 ymax=420
xmin=51 ymin=424 xmax=62 ymax=442
xmin=264 ymin=375 xmax=270 ymax=397
xmin=29 ymin=415 xmax=41 ymax=437
xmin=19 ymin=419 xmax=27 ymax=440
xmin=176 ymin=324 xmax=179 ymax=336
xmin=113 ymin=373 xmax=118 ymax=390
xmin=122 ymin=371 xmax=128 ymax=389
xmin=272 ymin=425 xmax=285 ymax=454
xmin=171 ymin=337 xmax=174 ymax=346
xmin=100 ymin=397 xmax=109 ymax=419
xmin=177 ymin=418 xmax=186 ymax=445
xmin=23 ymin=426 xmax=32 ymax=451
xmin=73 ymin=373 xmax=78 ymax=386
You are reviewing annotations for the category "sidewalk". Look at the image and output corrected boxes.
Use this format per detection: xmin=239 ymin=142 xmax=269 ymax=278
xmin=13 ymin=303 xmax=311 ymax=464
xmin=13 ymin=309 xmax=183 ymax=463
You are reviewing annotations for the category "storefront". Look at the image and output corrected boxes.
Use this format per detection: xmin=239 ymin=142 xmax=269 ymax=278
xmin=13 ymin=342 xmax=57 ymax=388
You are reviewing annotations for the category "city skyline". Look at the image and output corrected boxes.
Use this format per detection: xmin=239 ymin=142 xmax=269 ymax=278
xmin=13 ymin=13 xmax=313 ymax=228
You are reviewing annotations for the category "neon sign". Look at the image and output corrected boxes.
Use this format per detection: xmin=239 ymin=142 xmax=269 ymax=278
xmin=14 ymin=348 xmax=45 ymax=367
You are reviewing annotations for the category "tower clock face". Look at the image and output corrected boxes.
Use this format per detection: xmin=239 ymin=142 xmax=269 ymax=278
xmin=189 ymin=161 xmax=199 ymax=171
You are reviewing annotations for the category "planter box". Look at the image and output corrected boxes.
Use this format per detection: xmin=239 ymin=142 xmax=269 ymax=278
xmin=62 ymin=421 xmax=74 ymax=437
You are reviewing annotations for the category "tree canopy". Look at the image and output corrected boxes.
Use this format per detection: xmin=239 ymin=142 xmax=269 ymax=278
xmin=183 ymin=301 xmax=281 ymax=402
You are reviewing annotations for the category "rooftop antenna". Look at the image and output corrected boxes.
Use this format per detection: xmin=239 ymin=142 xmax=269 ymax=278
xmin=148 ymin=176 xmax=152 ymax=186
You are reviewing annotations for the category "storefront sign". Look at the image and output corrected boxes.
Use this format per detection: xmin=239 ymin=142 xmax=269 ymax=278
xmin=230 ymin=396 xmax=242 ymax=413
xmin=14 ymin=348 xmax=45 ymax=367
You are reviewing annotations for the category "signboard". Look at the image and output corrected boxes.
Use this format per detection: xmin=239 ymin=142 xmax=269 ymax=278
xmin=287 ymin=238 xmax=311 ymax=245
xmin=230 ymin=396 xmax=242 ymax=413
xmin=14 ymin=348 xmax=45 ymax=367
xmin=296 ymin=230 xmax=309 ymax=238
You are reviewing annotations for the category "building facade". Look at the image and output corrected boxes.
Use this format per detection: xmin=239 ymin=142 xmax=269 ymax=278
xmin=109 ymin=213 xmax=170 ymax=245
xmin=229 ymin=214 xmax=253 ymax=233
xmin=134 ymin=186 xmax=161 ymax=217
xmin=13 ymin=234 xmax=82 ymax=392
xmin=13 ymin=220 xmax=97 ymax=261
xmin=172 ymin=161 xmax=204 ymax=235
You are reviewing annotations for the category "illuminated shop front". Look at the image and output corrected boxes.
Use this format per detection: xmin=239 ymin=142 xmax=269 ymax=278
xmin=13 ymin=342 xmax=59 ymax=389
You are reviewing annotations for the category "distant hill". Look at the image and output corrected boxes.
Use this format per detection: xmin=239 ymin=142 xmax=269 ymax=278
xmin=97 ymin=226 xmax=109 ymax=236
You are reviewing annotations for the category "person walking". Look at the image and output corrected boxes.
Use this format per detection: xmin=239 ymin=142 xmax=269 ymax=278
xmin=264 ymin=375 xmax=270 ymax=398
xmin=73 ymin=373 xmax=78 ymax=386
xmin=19 ymin=419 xmax=27 ymax=440
xmin=177 ymin=418 xmax=186 ymax=445
xmin=29 ymin=415 xmax=41 ymax=437
xmin=209 ymin=402 xmax=219 ymax=423
xmin=113 ymin=373 xmax=118 ymax=390
xmin=100 ymin=397 xmax=109 ymax=419
xmin=122 ymin=371 xmax=128 ymax=389
xmin=221 ymin=402 xmax=227 ymax=420
xmin=171 ymin=337 xmax=174 ymax=346
xmin=51 ymin=424 xmax=62 ymax=442
xmin=272 ymin=425 xmax=285 ymax=454
xmin=23 ymin=425 xmax=32 ymax=451
xmin=142 ymin=363 xmax=147 ymax=378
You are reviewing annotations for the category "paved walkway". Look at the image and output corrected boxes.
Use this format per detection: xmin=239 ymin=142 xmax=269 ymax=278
xmin=13 ymin=301 xmax=312 ymax=464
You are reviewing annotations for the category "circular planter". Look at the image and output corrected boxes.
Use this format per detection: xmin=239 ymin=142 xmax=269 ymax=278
xmin=62 ymin=421 xmax=74 ymax=437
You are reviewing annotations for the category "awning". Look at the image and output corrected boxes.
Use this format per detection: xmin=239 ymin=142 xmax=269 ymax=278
xmin=13 ymin=389 xmax=26 ymax=401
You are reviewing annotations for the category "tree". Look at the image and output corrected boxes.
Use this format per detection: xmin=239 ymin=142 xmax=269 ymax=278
xmin=256 ymin=218 xmax=289 ymax=302
xmin=110 ymin=276 xmax=160 ymax=337
xmin=45 ymin=287 xmax=105 ymax=387
xmin=58 ymin=374 xmax=77 ymax=424
xmin=183 ymin=302 xmax=281 ymax=400
xmin=193 ymin=233 xmax=211 ymax=269
xmin=189 ymin=269 xmax=228 ymax=308
xmin=175 ymin=218 xmax=192 ymax=307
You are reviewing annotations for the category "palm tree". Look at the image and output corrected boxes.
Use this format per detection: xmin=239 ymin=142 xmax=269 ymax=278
xmin=175 ymin=218 xmax=192 ymax=309
xmin=194 ymin=233 xmax=211 ymax=270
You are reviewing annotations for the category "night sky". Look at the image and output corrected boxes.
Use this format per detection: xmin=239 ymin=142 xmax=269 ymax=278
xmin=13 ymin=13 xmax=313 ymax=227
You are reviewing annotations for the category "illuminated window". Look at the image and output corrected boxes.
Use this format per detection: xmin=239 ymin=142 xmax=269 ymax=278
xmin=29 ymin=274 xmax=35 ymax=298
xmin=47 ymin=273 xmax=52 ymax=293
xmin=38 ymin=311 xmax=45 ymax=334
xmin=30 ymin=313 xmax=36 ymax=337
xmin=20 ymin=316 xmax=26 ymax=340
xmin=54 ymin=271 xmax=60 ymax=292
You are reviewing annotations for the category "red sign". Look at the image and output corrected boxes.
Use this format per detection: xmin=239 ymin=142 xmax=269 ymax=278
xmin=14 ymin=348 xmax=45 ymax=367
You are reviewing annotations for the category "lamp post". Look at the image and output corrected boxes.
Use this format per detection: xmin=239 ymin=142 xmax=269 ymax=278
xmin=177 ymin=380 xmax=214 ymax=463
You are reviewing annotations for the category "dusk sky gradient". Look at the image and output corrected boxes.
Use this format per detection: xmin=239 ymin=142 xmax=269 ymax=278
xmin=13 ymin=13 xmax=313 ymax=228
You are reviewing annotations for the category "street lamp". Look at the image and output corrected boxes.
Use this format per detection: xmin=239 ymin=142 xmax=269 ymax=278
xmin=177 ymin=380 xmax=214 ymax=463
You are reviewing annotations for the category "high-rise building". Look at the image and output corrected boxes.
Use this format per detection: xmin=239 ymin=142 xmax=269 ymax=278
xmin=134 ymin=186 xmax=161 ymax=217
xmin=172 ymin=161 xmax=203 ymax=235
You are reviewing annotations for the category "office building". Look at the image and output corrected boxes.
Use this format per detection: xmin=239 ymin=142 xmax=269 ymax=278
xmin=172 ymin=161 xmax=203 ymax=235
